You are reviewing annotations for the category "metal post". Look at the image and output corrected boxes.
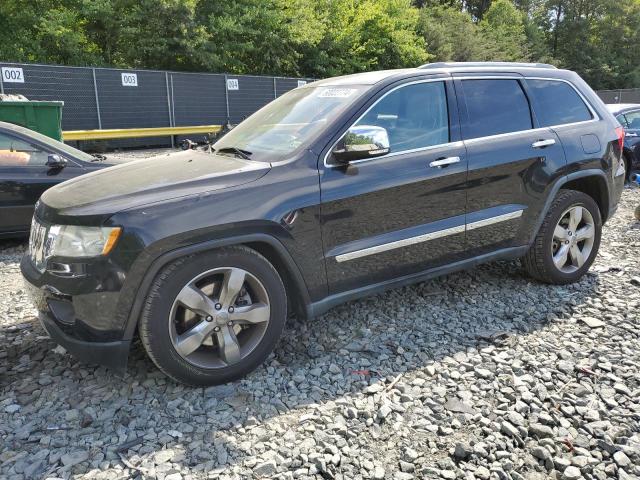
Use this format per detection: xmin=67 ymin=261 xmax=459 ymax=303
xmin=91 ymin=68 xmax=102 ymax=129
xmin=224 ymin=74 xmax=230 ymax=122
xmin=273 ymin=77 xmax=277 ymax=99
xmin=169 ymin=74 xmax=176 ymax=148
xmin=0 ymin=70 xmax=4 ymax=95
xmin=166 ymin=72 xmax=174 ymax=148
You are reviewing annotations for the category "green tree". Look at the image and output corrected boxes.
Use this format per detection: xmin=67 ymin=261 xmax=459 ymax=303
xmin=418 ymin=5 xmax=485 ymax=62
xmin=478 ymin=0 xmax=529 ymax=61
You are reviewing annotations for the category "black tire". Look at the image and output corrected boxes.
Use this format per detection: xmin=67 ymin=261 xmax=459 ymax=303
xmin=139 ymin=246 xmax=287 ymax=386
xmin=523 ymin=189 xmax=602 ymax=284
xmin=623 ymin=154 xmax=631 ymax=183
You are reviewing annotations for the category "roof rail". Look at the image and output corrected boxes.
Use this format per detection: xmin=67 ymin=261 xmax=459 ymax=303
xmin=418 ymin=62 xmax=557 ymax=70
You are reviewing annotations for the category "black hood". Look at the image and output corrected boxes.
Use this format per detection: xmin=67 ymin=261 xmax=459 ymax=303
xmin=40 ymin=150 xmax=270 ymax=217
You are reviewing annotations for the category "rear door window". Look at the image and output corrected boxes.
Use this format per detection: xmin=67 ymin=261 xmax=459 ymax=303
xmin=527 ymin=79 xmax=593 ymax=127
xmin=461 ymin=79 xmax=533 ymax=139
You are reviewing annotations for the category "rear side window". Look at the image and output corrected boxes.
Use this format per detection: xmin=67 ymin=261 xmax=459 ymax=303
xmin=461 ymin=79 xmax=532 ymax=139
xmin=623 ymin=110 xmax=640 ymax=129
xmin=616 ymin=114 xmax=628 ymax=127
xmin=527 ymin=79 xmax=593 ymax=127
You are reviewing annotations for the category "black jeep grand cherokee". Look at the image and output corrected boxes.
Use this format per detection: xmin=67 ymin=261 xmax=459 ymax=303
xmin=22 ymin=62 xmax=625 ymax=385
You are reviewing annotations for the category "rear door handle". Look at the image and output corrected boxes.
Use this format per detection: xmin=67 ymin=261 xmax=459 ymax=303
xmin=429 ymin=156 xmax=460 ymax=168
xmin=532 ymin=139 xmax=556 ymax=148
xmin=626 ymin=132 xmax=638 ymax=138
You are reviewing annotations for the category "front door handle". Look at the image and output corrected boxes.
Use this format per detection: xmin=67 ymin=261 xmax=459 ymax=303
xmin=626 ymin=132 xmax=638 ymax=138
xmin=429 ymin=156 xmax=461 ymax=168
xmin=532 ymin=139 xmax=556 ymax=148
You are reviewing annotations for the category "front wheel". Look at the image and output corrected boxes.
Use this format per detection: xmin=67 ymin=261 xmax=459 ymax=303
xmin=139 ymin=246 xmax=287 ymax=386
xmin=523 ymin=190 xmax=602 ymax=284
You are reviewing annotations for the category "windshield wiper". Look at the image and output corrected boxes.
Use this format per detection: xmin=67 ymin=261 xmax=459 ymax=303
xmin=215 ymin=147 xmax=252 ymax=160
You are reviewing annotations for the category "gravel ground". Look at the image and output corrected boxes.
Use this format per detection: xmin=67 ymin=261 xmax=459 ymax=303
xmin=1 ymin=187 xmax=639 ymax=480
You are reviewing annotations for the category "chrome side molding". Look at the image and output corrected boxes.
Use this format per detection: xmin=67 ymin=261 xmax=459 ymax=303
xmin=335 ymin=209 xmax=524 ymax=263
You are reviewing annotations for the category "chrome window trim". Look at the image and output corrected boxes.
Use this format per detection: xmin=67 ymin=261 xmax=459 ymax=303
xmin=323 ymin=77 xmax=452 ymax=168
xmin=334 ymin=209 xmax=524 ymax=262
xmin=343 ymin=141 xmax=464 ymax=166
xmin=323 ymin=75 xmax=601 ymax=169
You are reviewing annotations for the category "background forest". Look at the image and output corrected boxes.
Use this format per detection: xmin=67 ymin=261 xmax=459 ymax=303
xmin=1 ymin=0 xmax=638 ymax=90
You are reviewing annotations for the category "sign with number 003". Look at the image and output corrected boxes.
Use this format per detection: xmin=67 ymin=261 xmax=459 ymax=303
xmin=227 ymin=79 xmax=239 ymax=91
xmin=121 ymin=73 xmax=138 ymax=87
xmin=2 ymin=67 xmax=24 ymax=83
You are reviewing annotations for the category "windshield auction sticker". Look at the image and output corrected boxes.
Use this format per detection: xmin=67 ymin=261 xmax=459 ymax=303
xmin=318 ymin=88 xmax=356 ymax=98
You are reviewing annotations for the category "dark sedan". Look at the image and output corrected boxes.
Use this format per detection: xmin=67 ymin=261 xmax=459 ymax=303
xmin=0 ymin=121 xmax=110 ymax=238
xmin=607 ymin=103 xmax=640 ymax=180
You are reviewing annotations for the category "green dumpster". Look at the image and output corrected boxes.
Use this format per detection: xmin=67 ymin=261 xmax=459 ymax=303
xmin=0 ymin=100 xmax=64 ymax=141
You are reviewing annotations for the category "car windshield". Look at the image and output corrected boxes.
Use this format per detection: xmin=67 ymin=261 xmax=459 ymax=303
xmin=5 ymin=124 xmax=96 ymax=163
xmin=214 ymin=85 xmax=368 ymax=162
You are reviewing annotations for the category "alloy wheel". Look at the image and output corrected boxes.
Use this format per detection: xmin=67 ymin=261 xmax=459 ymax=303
xmin=168 ymin=267 xmax=271 ymax=369
xmin=551 ymin=205 xmax=595 ymax=273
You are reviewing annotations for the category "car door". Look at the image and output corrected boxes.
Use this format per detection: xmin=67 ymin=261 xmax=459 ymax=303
xmin=455 ymin=76 xmax=566 ymax=257
xmin=319 ymin=77 xmax=469 ymax=294
xmin=0 ymin=130 xmax=83 ymax=236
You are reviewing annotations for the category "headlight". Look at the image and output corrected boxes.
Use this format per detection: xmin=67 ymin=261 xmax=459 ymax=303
xmin=49 ymin=225 xmax=122 ymax=257
xmin=29 ymin=221 xmax=121 ymax=271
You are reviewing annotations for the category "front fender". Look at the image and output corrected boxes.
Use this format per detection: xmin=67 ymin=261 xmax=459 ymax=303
xmin=121 ymin=233 xmax=312 ymax=340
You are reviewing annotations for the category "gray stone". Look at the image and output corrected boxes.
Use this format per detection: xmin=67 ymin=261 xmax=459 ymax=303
xmin=613 ymin=451 xmax=631 ymax=468
xmin=60 ymin=450 xmax=89 ymax=467
xmin=4 ymin=404 xmax=20 ymax=414
xmin=562 ymin=465 xmax=582 ymax=480
xmin=529 ymin=423 xmax=554 ymax=439
xmin=254 ymin=460 xmax=278 ymax=477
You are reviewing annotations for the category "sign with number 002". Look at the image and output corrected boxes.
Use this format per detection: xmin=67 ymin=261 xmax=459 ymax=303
xmin=2 ymin=67 xmax=24 ymax=83
xmin=121 ymin=73 xmax=138 ymax=87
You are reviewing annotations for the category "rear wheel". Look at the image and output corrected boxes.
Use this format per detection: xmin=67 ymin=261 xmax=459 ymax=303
xmin=523 ymin=190 xmax=602 ymax=284
xmin=139 ymin=246 xmax=287 ymax=386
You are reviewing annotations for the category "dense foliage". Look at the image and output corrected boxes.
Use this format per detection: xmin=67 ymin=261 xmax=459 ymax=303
xmin=1 ymin=0 xmax=639 ymax=89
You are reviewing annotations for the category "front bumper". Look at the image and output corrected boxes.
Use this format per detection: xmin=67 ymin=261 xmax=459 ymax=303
xmin=38 ymin=310 xmax=131 ymax=374
xmin=21 ymin=254 xmax=134 ymax=374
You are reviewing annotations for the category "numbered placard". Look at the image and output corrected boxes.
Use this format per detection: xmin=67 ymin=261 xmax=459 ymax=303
xmin=227 ymin=79 xmax=239 ymax=91
xmin=2 ymin=67 xmax=24 ymax=83
xmin=297 ymin=80 xmax=307 ymax=87
xmin=121 ymin=72 xmax=138 ymax=87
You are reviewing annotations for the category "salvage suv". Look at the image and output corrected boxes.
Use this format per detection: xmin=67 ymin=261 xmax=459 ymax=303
xmin=22 ymin=62 xmax=625 ymax=385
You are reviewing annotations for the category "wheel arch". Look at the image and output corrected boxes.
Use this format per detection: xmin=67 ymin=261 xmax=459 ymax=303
xmin=529 ymin=170 xmax=610 ymax=247
xmin=122 ymin=234 xmax=312 ymax=340
xmin=561 ymin=174 xmax=609 ymax=221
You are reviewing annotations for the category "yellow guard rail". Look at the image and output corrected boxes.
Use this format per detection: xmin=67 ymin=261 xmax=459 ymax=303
xmin=63 ymin=125 xmax=222 ymax=141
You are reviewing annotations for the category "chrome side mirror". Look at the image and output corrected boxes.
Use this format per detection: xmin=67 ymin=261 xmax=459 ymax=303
xmin=332 ymin=125 xmax=390 ymax=164
xmin=46 ymin=154 xmax=68 ymax=169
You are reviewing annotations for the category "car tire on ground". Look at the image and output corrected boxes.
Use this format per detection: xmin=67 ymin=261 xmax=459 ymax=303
xmin=523 ymin=189 xmax=602 ymax=285
xmin=139 ymin=246 xmax=287 ymax=386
